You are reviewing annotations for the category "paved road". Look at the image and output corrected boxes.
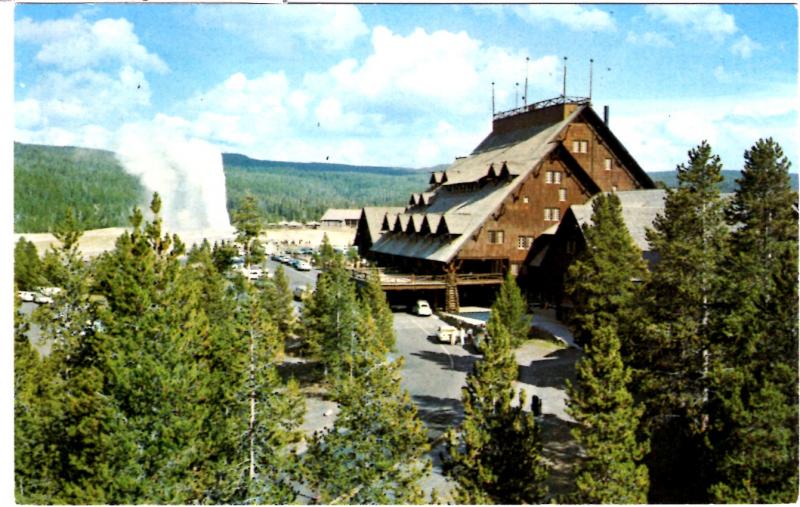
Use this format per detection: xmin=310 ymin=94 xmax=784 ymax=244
xmin=392 ymin=311 xmax=480 ymax=498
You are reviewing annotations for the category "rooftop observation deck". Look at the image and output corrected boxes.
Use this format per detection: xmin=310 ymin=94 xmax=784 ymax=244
xmin=350 ymin=267 xmax=504 ymax=291
xmin=492 ymin=95 xmax=590 ymax=121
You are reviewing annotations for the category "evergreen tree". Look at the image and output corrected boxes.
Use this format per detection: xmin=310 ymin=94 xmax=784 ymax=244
xmin=303 ymin=300 xmax=430 ymax=503
xmin=567 ymin=325 xmax=649 ymax=503
xmin=491 ymin=271 xmax=530 ymax=348
xmin=211 ymin=239 xmax=238 ymax=273
xmin=14 ymin=291 xmax=63 ymax=503
xmin=635 ymin=141 xmax=729 ymax=502
xmin=232 ymin=192 xmax=265 ymax=267
xmin=14 ymin=237 xmax=45 ymax=290
xmin=707 ymin=138 xmax=799 ymax=503
xmin=565 ymin=193 xmax=648 ymax=350
xmin=262 ymin=264 xmax=298 ymax=342
xmin=442 ymin=313 xmax=548 ymax=503
xmin=232 ymin=282 xmax=304 ymax=503
xmin=301 ymin=253 xmax=360 ymax=376
xmin=358 ymin=268 xmax=396 ymax=352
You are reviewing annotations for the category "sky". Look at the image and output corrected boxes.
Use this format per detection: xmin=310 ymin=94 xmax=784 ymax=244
xmin=9 ymin=3 xmax=800 ymax=173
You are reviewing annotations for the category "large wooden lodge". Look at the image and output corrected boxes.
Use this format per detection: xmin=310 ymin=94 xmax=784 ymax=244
xmin=353 ymin=95 xmax=655 ymax=312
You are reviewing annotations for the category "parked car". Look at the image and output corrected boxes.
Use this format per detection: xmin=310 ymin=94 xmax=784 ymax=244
xmin=18 ymin=290 xmax=36 ymax=302
xmin=245 ymin=267 xmax=264 ymax=280
xmin=436 ymin=324 xmax=458 ymax=344
xmin=294 ymin=260 xmax=312 ymax=271
xmin=293 ymin=286 xmax=309 ymax=301
xmin=412 ymin=300 xmax=432 ymax=316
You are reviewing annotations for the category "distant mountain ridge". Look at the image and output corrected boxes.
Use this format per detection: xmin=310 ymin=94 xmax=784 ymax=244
xmin=648 ymin=169 xmax=799 ymax=192
xmin=222 ymin=153 xmax=421 ymax=176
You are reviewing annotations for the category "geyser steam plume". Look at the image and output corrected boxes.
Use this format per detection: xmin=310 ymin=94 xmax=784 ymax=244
xmin=115 ymin=124 xmax=232 ymax=232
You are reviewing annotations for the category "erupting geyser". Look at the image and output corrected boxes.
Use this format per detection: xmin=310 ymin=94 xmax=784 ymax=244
xmin=115 ymin=124 xmax=232 ymax=232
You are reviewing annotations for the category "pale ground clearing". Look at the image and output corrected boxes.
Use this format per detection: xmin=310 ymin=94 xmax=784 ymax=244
xmin=14 ymin=226 xmax=356 ymax=258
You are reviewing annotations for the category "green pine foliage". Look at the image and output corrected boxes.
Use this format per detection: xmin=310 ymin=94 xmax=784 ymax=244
xmin=707 ymin=138 xmax=799 ymax=503
xmin=301 ymin=252 xmax=360 ymax=376
xmin=232 ymin=192 xmax=265 ymax=267
xmin=565 ymin=193 xmax=648 ymax=350
xmin=443 ymin=313 xmax=548 ymax=503
xmin=14 ymin=142 xmax=145 ymax=232
xmin=303 ymin=295 xmax=430 ymax=504
xmin=358 ymin=268 xmax=397 ymax=352
xmin=491 ymin=271 xmax=530 ymax=348
xmin=14 ymin=237 xmax=46 ymax=290
xmin=262 ymin=264 xmax=298 ymax=342
xmin=567 ymin=325 xmax=649 ymax=503
xmin=635 ymin=141 xmax=730 ymax=503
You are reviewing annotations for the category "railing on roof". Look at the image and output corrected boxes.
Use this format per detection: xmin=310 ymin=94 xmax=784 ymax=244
xmin=350 ymin=267 xmax=503 ymax=287
xmin=492 ymin=95 xmax=591 ymax=121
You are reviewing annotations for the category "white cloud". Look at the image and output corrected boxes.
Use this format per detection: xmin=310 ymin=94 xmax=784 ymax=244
xmin=194 ymin=5 xmax=368 ymax=53
xmin=609 ymin=90 xmax=798 ymax=173
xmin=625 ymin=31 xmax=673 ymax=48
xmin=20 ymin=66 xmax=152 ymax=127
xmin=513 ymin=5 xmax=616 ymax=32
xmin=15 ymin=15 xmax=167 ymax=72
xmin=645 ymin=5 xmax=737 ymax=40
xmin=312 ymin=26 xmax=560 ymax=116
xmin=731 ymin=35 xmax=762 ymax=59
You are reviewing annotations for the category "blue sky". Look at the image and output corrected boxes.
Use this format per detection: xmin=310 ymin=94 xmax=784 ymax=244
xmin=11 ymin=3 xmax=799 ymax=172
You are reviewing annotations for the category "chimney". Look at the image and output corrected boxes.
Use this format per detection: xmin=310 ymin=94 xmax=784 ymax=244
xmin=603 ymin=105 xmax=610 ymax=126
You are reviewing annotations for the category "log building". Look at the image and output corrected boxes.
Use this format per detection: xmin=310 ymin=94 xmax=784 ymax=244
xmin=354 ymin=96 xmax=655 ymax=311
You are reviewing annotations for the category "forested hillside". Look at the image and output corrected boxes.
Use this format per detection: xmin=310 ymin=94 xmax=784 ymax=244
xmin=13 ymin=142 xmax=146 ymax=233
xmin=223 ymin=154 xmax=429 ymax=223
xmin=13 ymin=143 xmax=429 ymax=232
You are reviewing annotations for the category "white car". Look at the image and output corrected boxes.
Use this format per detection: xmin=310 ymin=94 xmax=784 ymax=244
xmin=412 ymin=300 xmax=432 ymax=316
xmin=437 ymin=324 xmax=458 ymax=344
xmin=244 ymin=266 xmax=263 ymax=280
xmin=294 ymin=260 xmax=312 ymax=271
xmin=18 ymin=291 xmax=36 ymax=302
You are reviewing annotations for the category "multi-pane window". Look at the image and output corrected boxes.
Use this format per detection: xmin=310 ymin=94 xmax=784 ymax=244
xmin=545 ymin=171 xmax=562 ymax=184
xmin=518 ymin=236 xmax=534 ymax=250
xmin=572 ymin=140 xmax=589 ymax=154
xmin=559 ymin=188 xmax=567 ymax=201
xmin=544 ymin=208 xmax=561 ymax=222
xmin=604 ymin=157 xmax=612 ymax=171
xmin=487 ymin=230 xmax=504 ymax=244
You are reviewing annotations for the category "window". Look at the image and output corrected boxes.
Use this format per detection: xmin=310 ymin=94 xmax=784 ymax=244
xmin=546 ymin=171 xmax=562 ymax=184
xmin=572 ymin=140 xmax=589 ymax=154
xmin=522 ymin=196 xmax=529 ymax=204
xmin=604 ymin=158 xmax=612 ymax=171
xmin=544 ymin=208 xmax=561 ymax=222
xmin=559 ymin=188 xmax=567 ymax=201
xmin=612 ymin=185 xmax=618 ymax=192
xmin=488 ymin=230 xmax=504 ymax=244
xmin=518 ymin=236 xmax=534 ymax=250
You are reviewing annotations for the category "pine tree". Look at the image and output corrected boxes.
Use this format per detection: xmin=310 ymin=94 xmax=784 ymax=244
xmin=303 ymin=301 xmax=430 ymax=504
xmin=565 ymin=193 xmax=648 ymax=350
xmin=232 ymin=192 xmax=265 ymax=267
xmin=358 ymin=268 xmax=396 ymax=352
xmin=14 ymin=290 xmax=62 ymax=503
xmin=262 ymin=264 xmax=298 ymax=342
xmin=301 ymin=253 xmax=360 ymax=376
xmin=707 ymin=138 xmax=799 ymax=503
xmin=14 ymin=237 xmax=45 ymax=290
xmin=635 ymin=141 xmax=729 ymax=502
xmin=491 ymin=271 xmax=530 ymax=348
xmin=442 ymin=313 xmax=548 ymax=503
xmin=232 ymin=282 xmax=304 ymax=503
xmin=567 ymin=325 xmax=649 ymax=503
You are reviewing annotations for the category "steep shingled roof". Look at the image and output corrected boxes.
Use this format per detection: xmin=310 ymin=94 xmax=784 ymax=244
xmin=371 ymin=107 xmax=584 ymax=263
xmin=360 ymin=207 xmax=406 ymax=245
